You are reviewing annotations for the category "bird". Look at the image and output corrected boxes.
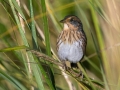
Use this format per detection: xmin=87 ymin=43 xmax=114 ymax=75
xmin=57 ymin=15 xmax=87 ymax=70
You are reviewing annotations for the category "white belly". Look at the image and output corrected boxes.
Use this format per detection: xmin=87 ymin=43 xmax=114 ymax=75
xmin=58 ymin=41 xmax=83 ymax=63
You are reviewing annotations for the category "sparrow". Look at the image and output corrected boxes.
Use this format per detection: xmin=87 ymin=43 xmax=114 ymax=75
xmin=57 ymin=15 xmax=87 ymax=69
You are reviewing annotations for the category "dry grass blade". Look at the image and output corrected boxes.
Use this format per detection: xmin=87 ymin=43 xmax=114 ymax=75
xmin=27 ymin=49 xmax=63 ymax=67
xmin=27 ymin=49 xmax=85 ymax=77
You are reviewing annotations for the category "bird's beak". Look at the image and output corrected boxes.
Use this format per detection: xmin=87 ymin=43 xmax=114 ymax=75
xmin=60 ymin=19 xmax=64 ymax=23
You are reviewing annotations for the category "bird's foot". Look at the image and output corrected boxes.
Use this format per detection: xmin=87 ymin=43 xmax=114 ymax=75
xmin=61 ymin=61 xmax=70 ymax=71
xmin=63 ymin=63 xmax=69 ymax=71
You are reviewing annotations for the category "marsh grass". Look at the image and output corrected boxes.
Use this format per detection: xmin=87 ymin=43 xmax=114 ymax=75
xmin=0 ymin=0 xmax=120 ymax=90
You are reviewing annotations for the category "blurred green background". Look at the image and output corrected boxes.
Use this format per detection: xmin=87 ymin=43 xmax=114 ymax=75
xmin=0 ymin=0 xmax=120 ymax=90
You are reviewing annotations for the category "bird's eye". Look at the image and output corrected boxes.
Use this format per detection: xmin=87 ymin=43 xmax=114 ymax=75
xmin=70 ymin=18 xmax=74 ymax=22
xmin=70 ymin=18 xmax=80 ymax=27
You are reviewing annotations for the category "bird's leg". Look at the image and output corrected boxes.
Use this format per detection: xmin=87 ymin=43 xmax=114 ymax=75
xmin=61 ymin=60 xmax=69 ymax=70
xmin=71 ymin=63 xmax=78 ymax=69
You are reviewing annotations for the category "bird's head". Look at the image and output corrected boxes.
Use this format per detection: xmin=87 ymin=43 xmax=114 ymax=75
xmin=60 ymin=15 xmax=83 ymax=31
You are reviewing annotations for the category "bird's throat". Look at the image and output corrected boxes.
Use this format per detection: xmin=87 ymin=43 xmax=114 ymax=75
xmin=63 ymin=23 xmax=69 ymax=30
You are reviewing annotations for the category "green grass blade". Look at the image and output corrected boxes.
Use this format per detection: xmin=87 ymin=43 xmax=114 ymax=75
xmin=40 ymin=0 xmax=51 ymax=56
xmin=8 ymin=0 xmax=44 ymax=89
xmin=88 ymin=0 xmax=109 ymax=89
xmin=29 ymin=0 xmax=38 ymax=49
xmin=12 ymin=0 xmax=30 ymax=29
xmin=40 ymin=0 xmax=56 ymax=90
xmin=34 ymin=56 xmax=56 ymax=90
xmin=28 ymin=54 xmax=45 ymax=90
xmin=0 ymin=71 xmax=27 ymax=90
xmin=0 ymin=45 xmax=28 ymax=52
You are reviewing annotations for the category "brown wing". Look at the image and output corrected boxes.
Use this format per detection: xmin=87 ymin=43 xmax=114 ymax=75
xmin=74 ymin=30 xmax=87 ymax=54
xmin=79 ymin=31 xmax=87 ymax=54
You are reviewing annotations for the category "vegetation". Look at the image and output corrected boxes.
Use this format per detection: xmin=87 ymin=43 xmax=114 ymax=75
xmin=0 ymin=0 xmax=120 ymax=90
